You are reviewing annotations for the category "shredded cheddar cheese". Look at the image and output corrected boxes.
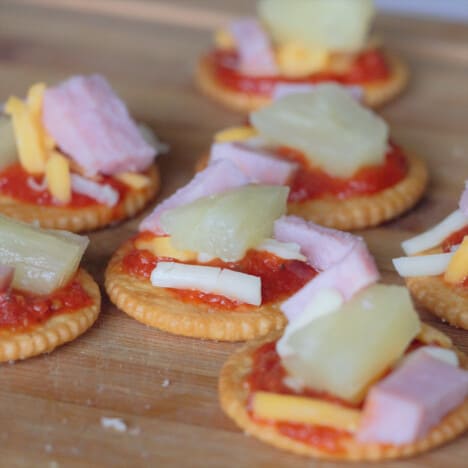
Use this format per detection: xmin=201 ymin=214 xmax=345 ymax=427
xmin=45 ymin=151 xmax=71 ymax=204
xmin=214 ymin=126 xmax=258 ymax=143
xmin=444 ymin=236 xmax=468 ymax=285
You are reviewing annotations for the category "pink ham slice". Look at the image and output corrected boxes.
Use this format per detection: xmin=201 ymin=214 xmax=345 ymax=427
xmin=277 ymin=216 xmax=379 ymax=322
xmin=71 ymin=174 xmax=119 ymax=207
xmin=273 ymin=83 xmax=364 ymax=102
xmin=43 ymin=75 xmax=156 ymax=176
xmin=459 ymin=181 xmax=468 ymax=216
xmin=0 ymin=265 xmax=14 ymax=293
xmin=357 ymin=349 xmax=468 ymax=445
xmin=210 ymin=142 xmax=297 ymax=185
xmin=139 ymin=159 xmax=250 ymax=235
xmin=229 ymin=18 xmax=278 ymax=76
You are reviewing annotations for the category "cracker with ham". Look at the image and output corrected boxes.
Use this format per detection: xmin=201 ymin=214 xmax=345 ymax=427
xmin=0 ymin=75 xmax=161 ymax=232
xmin=219 ymin=324 xmax=468 ymax=460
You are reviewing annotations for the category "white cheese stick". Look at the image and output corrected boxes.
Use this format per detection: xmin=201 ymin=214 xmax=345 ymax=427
xmin=393 ymin=253 xmax=454 ymax=277
xmin=150 ymin=262 xmax=261 ymax=306
xmin=402 ymin=210 xmax=468 ymax=255
xmin=257 ymin=238 xmax=306 ymax=262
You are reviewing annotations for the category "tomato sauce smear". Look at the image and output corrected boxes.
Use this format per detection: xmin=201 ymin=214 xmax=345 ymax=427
xmin=0 ymin=163 xmax=128 ymax=208
xmin=246 ymin=340 xmax=426 ymax=453
xmin=211 ymin=48 xmax=390 ymax=96
xmin=280 ymin=143 xmax=407 ymax=203
xmin=0 ymin=279 xmax=92 ymax=331
xmin=122 ymin=234 xmax=317 ymax=310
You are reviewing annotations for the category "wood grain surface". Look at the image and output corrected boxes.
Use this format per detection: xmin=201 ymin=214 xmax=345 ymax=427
xmin=0 ymin=1 xmax=467 ymax=466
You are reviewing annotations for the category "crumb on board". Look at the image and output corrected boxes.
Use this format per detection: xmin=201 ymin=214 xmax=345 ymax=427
xmin=100 ymin=417 xmax=127 ymax=433
xmin=162 ymin=378 xmax=170 ymax=388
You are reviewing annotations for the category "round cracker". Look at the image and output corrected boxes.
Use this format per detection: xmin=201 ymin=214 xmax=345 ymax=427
xmin=219 ymin=324 xmax=468 ymax=461
xmin=196 ymin=151 xmax=427 ymax=231
xmin=195 ymin=51 xmax=408 ymax=113
xmin=105 ymin=240 xmax=287 ymax=341
xmin=0 ymin=165 xmax=160 ymax=233
xmin=0 ymin=269 xmax=101 ymax=362
xmin=406 ymin=276 xmax=468 ymax=330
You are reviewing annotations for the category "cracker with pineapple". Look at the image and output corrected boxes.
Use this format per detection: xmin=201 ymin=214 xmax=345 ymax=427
xmin=196 ymin=0 xmax=408 ymax=112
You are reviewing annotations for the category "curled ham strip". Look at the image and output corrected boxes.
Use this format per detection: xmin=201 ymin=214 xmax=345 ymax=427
xmin=357 ymin=348 xmax=468 ymax=445
xmin=139 ymin=159 xmax=249 ymax=235
xmin=229 ymin=18 xmax=278 ymax=76
xmin=0 ymin=265 xmax=14 ymax=293
xmin=71 ymin=174 xmax=119 ymax=207
xmin=276 ymin=216 xmax=379 ymax=322
xmin=459 ymin=181 xmax=468 ymax=216
xmin=210 ymin=142 xmax=297 ymax=185
xmin=43 ymin=75 xmax=156 ymax=177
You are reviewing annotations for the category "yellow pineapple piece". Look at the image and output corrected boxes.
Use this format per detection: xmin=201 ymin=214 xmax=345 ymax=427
xmin=251 ymin=391 xmax=361 ymax=432
xmin=214 ymin=28 xmax=235 ymax=50
xmin=135 ymin=236 xmax=197 ymax=262
xmin=115 ymin=172 xmax=151 ymax=190
xmin=4 ymin=95 xmax=48 ymax=175
xmin=276 ymin=41 xmax=330 ymax=77
xmin=45 ymin=151 xmax=71 ymax=204
xmin=445 ymin=236 xmax=468 ymax=285
xmin=214 ymin=126 xmax=258 ymax=143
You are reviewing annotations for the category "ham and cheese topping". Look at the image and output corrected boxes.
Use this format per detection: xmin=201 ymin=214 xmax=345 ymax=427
xmin=1 ymin=75 xmax=160 ymax=208
xmin=211 ymin=1 xmax=388 ymax=89
xmin=206 ymin=84 xmax=405 ymax=203
xmin=394 ymin=181 xmax=468 ymax=286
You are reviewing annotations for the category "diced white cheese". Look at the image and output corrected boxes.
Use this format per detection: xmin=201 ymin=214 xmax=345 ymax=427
xmin=257 ymin=238 xmax=306 ymax=261
xmin=402 ymin=210 xmax=468 ymax=255
xmin=421 ymin=346 xmax=459 ymax=367
xmin=277 ymin=288 xmax=343 ymax=358
xmin=71 ymin=174 xmax=119 ymax=207
xmin=150 ymin=262 xmax=261 ymax=306
xmin=393 ymin=253 xmax=454 ymax=277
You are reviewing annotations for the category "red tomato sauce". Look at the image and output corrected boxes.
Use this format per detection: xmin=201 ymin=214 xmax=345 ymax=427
xmin=122 ymin=234 xmax=317 ymax=309
xmin=279 ymin=143 xmax=407 ymax=202
xmin=246 ymin=339 xmax=425 ymax=453
xmin=0 ymin=163 xmax=127 ymax=208
xmin=211 ymin=49 xmax=390 ymax=96
xmin=442 ymin=226 xmax=468 ymax=252
xmin=0 ymin=279 xmax=92 ymax=331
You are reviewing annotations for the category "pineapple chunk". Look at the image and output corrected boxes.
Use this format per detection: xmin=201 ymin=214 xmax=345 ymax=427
xmin=251 ymin=392 xmax=361 ymax=432
xmin=251 ymin=84 xmax=388 ymax=178
xmin=258 ymin=0 xmax=375 ymax=52
xmin=4 ymin=95 xmax=48 ymax=174
xmin=160 ymin=185 xmax=288 ymax=261
xmin=115 ymin=172 xmax=151 ymax=190
xmin=135 ymin=236 xmax=197 ymax=262
xmin=445 ymin=236 xmax=468 ymax=285
xmin=276 ymin=41 xmax=330 ymax=77
xmin=45 ymin=151 xmax=71 ymax=204
xmin=280 ymin=285 xmax=421 ymax=403
xmin=0 ymin=116 xmax=18 ymax=170
xmin=214 ymin=126 xmax=258 ymax=143
xmin=0 ymin=215 xmax=88 ymax=295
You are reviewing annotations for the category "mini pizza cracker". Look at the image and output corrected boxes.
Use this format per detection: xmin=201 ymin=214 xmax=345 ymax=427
xmin=105 ymin=240 xmax=287 ymax=342
xmin=0 ymin=269 xmax=100 ymax=362
xmin=196 ymin=51 xmax=408 ymax=113
xmin=0 ymin=75 xmax=163 ymax=232
xmin=219 ymin=324 xmax=468 ymax=461
xmin=0 ymin=165 xmax=160 ymax=232
xmin=196 ymin=151 xmax=427 ymax=231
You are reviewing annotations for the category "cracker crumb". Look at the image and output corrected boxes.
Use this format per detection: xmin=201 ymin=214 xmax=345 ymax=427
xmin=44 ymin=443 xmax=53 ymax=454
xmin=129 ymin=426 xmax=141 ymax=436
xmin=100 ymin=417 xmax=127 ymax=433
xmin=162 ymin=378 xmax=171 ymax=388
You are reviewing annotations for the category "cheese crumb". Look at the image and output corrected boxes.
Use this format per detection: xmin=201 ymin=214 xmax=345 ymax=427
xmin=162 ymin=378 xmax=171 ymax=388
xmin=100 ymin=417 xmax=127 ymax=433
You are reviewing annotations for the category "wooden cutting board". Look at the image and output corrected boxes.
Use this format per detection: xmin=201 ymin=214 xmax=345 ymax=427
xmin=0 ymin=1 xmax=467 ymax=466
